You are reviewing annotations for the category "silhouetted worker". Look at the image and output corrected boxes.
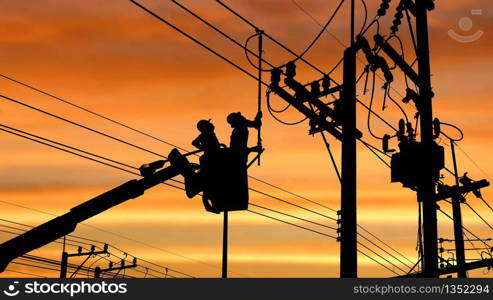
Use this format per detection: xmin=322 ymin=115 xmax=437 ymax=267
xmin=191 ymin=119 xmax=220 ymax=154
xmin=190 ymin=119 xmax=224 ymax=213
xmin=227 ymin=111 xmax=262 ymax=163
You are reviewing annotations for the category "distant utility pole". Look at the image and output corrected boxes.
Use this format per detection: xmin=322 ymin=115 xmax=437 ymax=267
xmin=415 ymin=0 xmax=438 ymax=277
xmin=340 ymin=0 xmax=358 ymax=278
xmin=450 ymin=140 xmax=467 ymax=277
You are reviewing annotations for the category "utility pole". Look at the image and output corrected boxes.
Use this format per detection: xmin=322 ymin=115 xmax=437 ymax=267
xmin=415 ymin=0 xmax=438 ymax=277
xmin=60 ymin=245 xmax=107 ymax=278
xmin=340 ymin=0 xmax=358 ymax=278
xmin=450 ymin=140 xmax=467 ymax=277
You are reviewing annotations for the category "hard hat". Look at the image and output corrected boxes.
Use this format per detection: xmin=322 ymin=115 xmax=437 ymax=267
xmin=227 ymin=112 xmax=242 ymax=125
xmin=197 ymin=119 xmax=212 ymax=132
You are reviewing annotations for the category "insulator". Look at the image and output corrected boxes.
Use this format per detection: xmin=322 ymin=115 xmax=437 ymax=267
xmin=375 ymin=55 xmax=394 ymax=83
xmin=398 ymin=119 xmax=406 ymax=137
xmin=310 ymin=81 xmax=320 ymax=96
xmin=322 ymin=75 xmax=331 ymax=92
xmin=383 ymin=134 xmax=391 ymax=152
xmin=433 ymin=118 xmax=441 ymax=139
xmin=426 ymin=0 xmax=435 ymax=11
xmin=402 ymin=88 xmax=414 ymax=103
xmin=270 ymin=68 xmax=282 ymax=86
xmin=377 ymin=0 xmax=392 ymax=16
xmin=391 ymin=0 xmax=406 ymax=34
xmin=406 ymin=122 xmax=414 ymax=139
xmin=285 ymin=61 xmax=296 ymax=79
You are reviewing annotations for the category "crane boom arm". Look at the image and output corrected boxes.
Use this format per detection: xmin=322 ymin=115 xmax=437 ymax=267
xmin=0 ymin=149 xmax=187 ymax=272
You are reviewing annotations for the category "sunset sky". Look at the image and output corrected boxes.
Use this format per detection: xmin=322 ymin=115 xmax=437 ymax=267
xmin=0 ymin=0 xmax=492 ymax=278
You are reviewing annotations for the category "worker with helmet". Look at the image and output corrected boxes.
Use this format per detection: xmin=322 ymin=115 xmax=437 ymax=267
xmin=227 ymin=111 xmax=262 ymax=163
xmin=192 ymin=119 xmax=221 ymax=154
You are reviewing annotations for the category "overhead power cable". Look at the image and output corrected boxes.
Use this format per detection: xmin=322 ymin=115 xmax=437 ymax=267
xmin=0 ymin=94 xmax=167 ymax=159
xmin=129 ymin=0 xmax=267 ymax=87
xmin=0 ymin=73 xmax=185 ymax=151
xmin=464 ymin=202 xmax=493 ymax=231
xmin=247 ymin=209 xmax=338 ymax=240
xmin=0 ymin=221 xmax=194 ymax=278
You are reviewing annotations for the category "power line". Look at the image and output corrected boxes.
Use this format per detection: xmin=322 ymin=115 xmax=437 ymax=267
xmin=455 ymin=143 xmax=491 ymax=181
xmin=1 ymin=60 xmax=348 ymax=238
xmin=359 ymin=139 xmax=391 ymax=168
xmin=357 ymin=241 xmax=407 ymax=274
xmin=291 ymin=0 xmax=405 ymax=100
xmin=0 ymin=222 xmax=190 ymax=277
xmin=4 ymin=268 xmax=47 ymax=278
xmin=137 ymin=0 xmax=401 ymax=148
xmin=0 ymin=96 xmax=412 ymax=277
xmin=1 ymin=2 xmax=418 ymax=275
xmin=357 ymin=224 xmax=414 ymax=265
xmin=249 ymin=187 xmax=338 ymax=222
xmin=169 ymin=0 xmax=275 ymax=72
xmin=247 ymin=209 xmax=337 ymax=239
xmin=286 ymin=0 xmax=346 ymax=65
xmin=438 ymin=208 xmax=491 ymax=249
xmin=0 ymin=124 xmax=339 ymax=239
xmin=464 ymin=202 xmax=493 ymax=231
xmin=0 ymin=221 xmax=195 ymax=278
xmin=250 ymin=203 xmax=338 ymax=231
xmin=358 ymin=233 xmax=412 ymax=270
xmin=0 ymin=125 xmax=185 ymax=191
xmin=0 ymin=122 xmax=341 ymax=233
xmin=0 ymin=123 xmax=361 ymax=276
xmin=213 ymin=0 xmax=401 ymax=134
xmin=0 ymin=94 xmax=167 ymax=159
xmin=357 ymin=249 xmax=399 ymax=276
xmin=0 ymin=73 xmax=185 ymax=151
xmin=479 ymin=196 xmax=493 ymax=214
xmin=0 ymin=123 xmax=136 ymax=171
xmin=290 ymin=0 xmax=348 ymax=47
xmin=214 ymin=0 xmax=327 ymax=77
xmin=129 ymin=0 xmax=267 ymax=87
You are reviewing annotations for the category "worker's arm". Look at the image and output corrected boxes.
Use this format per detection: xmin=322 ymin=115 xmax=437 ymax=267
xmin=245 ymin=111 xmax=262 ymax=129
xmin=191 ymin=136 xmax=203 ymax=149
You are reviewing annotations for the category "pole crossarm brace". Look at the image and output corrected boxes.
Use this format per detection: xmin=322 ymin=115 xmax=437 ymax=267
xmin=0 ymin=148 xmax=193 ymax=273
xmin=95 ymin=258 xmax=138 ymax=278
xmin=398 ymin=258 xmax=493 ymax=277
xmin=60 ymin=244 xmax=109 ymax=278
xmin=269 ymin=81 xmax=344 ymax=140
xmin=67 ymin=245 xmax=109 ymax=258
xmin=436 ymin=179 xmax=490 ymax=201
xmin=269 ymin=68 xmax=363 ymax=141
